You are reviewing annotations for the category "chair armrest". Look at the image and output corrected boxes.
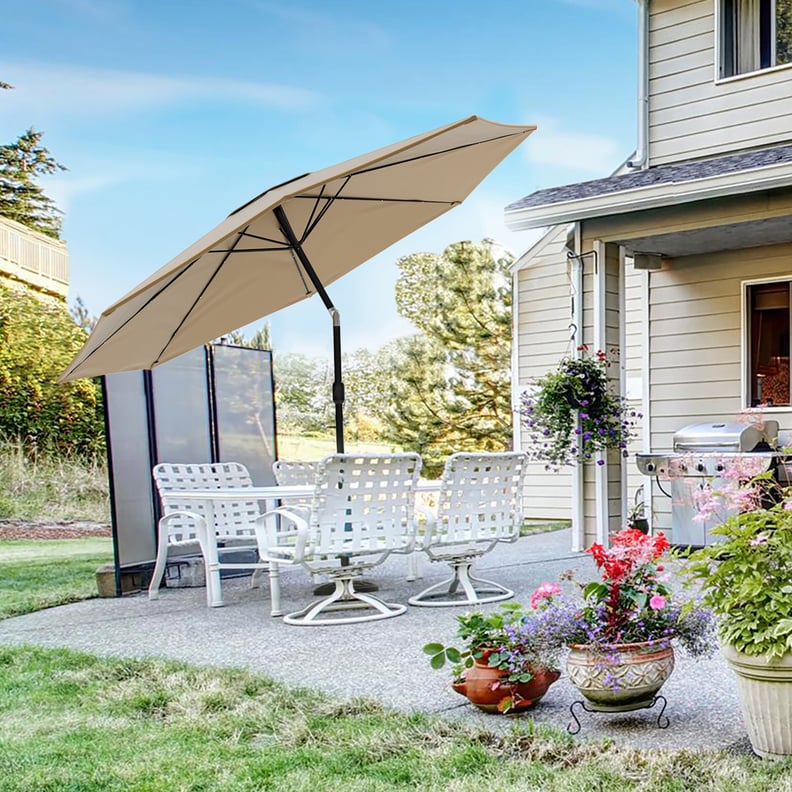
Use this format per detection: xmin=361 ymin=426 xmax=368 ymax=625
xmin=254 ymin=507 xmax=311 ymax=562
xmin=412 ymin=505 xmax=436 ymax=550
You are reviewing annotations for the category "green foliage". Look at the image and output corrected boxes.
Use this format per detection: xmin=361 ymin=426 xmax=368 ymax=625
xmin=0 ymin=286 xmax=105 ymax=456
xmin=69 ymin=295 xmax=97 ymax=332
xmin=684 ymin=503 xmax=792 ymax=660
xmin=385 ymin=240 xmax=513 ymax=475
xmin=423 ymin=602 xmax=567 ymax=701
xmin=520 ymin=346 xmax=640 ymax=470
xmin=0 ymin=128 xmax=66 ymax=239
xmin=223 ymin=321 xmax=272 ymax=350
xmin=273 ymin=352 xmax=334 ymax=435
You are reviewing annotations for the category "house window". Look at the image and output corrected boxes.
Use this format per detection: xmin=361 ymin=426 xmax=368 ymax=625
xmin=747 ymin=281 xmax=791 ymax=406
xmin=720 ymin=0 xmax=792 ymax=77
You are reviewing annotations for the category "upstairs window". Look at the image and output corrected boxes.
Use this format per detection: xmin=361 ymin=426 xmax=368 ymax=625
xmin=720 ymin=0 xmax=792 ymax=77
xmin=747 ymin=281 xmax=790 ymax=407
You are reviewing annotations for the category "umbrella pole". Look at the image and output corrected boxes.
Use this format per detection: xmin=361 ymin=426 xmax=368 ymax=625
xmin=274 ymin=206 xmax=345 ymax=453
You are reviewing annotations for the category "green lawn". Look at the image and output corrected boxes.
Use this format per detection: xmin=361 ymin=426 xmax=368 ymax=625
xmin=277 ymin=435 xmax=399 ymax=461
xmin=0 ymin=538 xmax=112 ymax=620
xmin=1 ymin=645 xmax=788 ymax=792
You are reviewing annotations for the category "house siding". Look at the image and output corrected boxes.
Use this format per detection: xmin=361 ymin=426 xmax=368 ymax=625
xmin=513 ymin=226 xmax=573 ymax=521
xmin=648 ymin=0 xmax=792 ymax=166
xmin=646 ymin=244 xmax=792 ymax=536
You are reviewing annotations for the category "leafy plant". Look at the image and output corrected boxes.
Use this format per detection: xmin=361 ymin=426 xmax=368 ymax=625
xmin=423 ymin=602 xmax=568 ymax=687
xmin=684 ymin=501 xmax=792 ymax=660
xmin=520 ymin=345 xmax=640 ymax=470
xmin=532 ymin=528 xmax=717 ymax=659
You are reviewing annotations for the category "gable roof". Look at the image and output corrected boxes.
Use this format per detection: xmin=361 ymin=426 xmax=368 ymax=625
xmin=505 ymin=143 xmax=792 ymax=231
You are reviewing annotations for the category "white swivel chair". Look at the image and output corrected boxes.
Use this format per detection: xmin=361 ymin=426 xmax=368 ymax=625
xmin=273 ymin=459 xmax=318 ymax=487
xmin=255 ymin=452 xmax=423 ymax=626
xmin=149 ymin=462 xmax=279 ymax=612
xmin=408 ymin=451 xmax=528 ymax=607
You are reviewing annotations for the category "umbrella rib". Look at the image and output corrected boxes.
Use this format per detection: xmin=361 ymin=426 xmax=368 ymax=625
xmin=294 ymin=195 xmax=458 ymax=205
xmin=153 ymin=228 xmax=248 ymax=364
xmin=300 ymin=177 xmax=352 ymax=242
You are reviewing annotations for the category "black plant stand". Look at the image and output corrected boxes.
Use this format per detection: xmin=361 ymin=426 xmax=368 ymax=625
xmin=567 ymin=695 xmax=669 ymax=735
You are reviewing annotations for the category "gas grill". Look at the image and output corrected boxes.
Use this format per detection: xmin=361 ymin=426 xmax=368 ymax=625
xmin=636 ymin=420 xmax=780 ymax=547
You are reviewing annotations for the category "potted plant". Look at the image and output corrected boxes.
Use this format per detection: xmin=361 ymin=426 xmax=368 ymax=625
xmin=520 ymin=345 xmax=640 ymax=471
xmin=683 ymin=487 xmax=792 ymax=758
xmin=422 ymin=602 xmax=563 ymax=713
xmin=533 ymin=528 xmax=716 ymax=711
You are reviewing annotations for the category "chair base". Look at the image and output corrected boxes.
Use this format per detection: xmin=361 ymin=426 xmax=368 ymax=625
xmin=284 ymin=577 xmax=406 ymax=626
xmin=408 ymin=562 xmax=513 ymax=607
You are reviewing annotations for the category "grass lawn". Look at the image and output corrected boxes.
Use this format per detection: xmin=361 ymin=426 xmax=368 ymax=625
xmin=0 ymin=538 xmax=112 ymax=620
xmin=1 ymin=645 xmax=790 ymax=792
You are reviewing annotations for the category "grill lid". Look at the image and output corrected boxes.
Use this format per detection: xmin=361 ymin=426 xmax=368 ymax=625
xmin=672 ymin=421 xmax=778 ymax=453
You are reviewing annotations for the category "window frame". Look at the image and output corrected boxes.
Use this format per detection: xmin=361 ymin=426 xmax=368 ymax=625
xmin=742 ymin=275 xmax=792 ymax=410
xmin=717 ymin=0 xmax=792 ymax=81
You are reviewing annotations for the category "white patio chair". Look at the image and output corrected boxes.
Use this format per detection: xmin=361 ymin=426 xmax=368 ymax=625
xmin=273 ymin=459 xmax=318 ymax=486
xmin=408 ymin=451 xmax=528 ymax=608
xmin=149 ymin=462 xmax=279 ymax=612
xmin=255 ymin=452 xmax=423 ymax=626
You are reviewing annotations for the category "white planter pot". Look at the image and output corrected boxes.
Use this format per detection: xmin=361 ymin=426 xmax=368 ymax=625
xmin=722 ymin=644 xmax=792 ymax=759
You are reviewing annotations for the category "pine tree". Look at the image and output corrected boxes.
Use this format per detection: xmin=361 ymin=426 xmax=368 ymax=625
xmin=383 ymin=239 xmax=515 ymax=472
xmin=0 ymin=128 xmax=66 ymax=239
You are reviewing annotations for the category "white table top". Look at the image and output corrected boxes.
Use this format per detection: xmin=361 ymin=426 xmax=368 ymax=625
xmin=166 ymin=479 xmax=438 ymax=501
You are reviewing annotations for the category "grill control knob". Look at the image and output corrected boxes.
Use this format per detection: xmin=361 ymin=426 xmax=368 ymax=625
xmin=716 ymin=463 xmax=725 ymax=472
xmin=646 ymin=462 xmax=656 ymax=473
xmin=695 ymin=462 xmax=706 ymax=473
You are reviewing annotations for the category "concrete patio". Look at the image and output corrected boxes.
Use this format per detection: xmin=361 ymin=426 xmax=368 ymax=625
xmin=0 ymin=527 xmax=752 ymax=755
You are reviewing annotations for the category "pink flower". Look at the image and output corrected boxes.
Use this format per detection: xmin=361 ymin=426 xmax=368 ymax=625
xmin=530 ymin=581 xmax=561 ymax=609
xmin=649 ymin=595 xmax=666 ymax=610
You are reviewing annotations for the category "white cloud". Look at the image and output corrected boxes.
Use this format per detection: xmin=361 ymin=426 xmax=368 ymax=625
xmin=524 ymin=118 xmax=627 ymax=176
xmin=0 ymin=60 xmax=321 ymax=120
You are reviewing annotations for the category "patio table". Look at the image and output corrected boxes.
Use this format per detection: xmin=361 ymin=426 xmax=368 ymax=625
xmin=168 ymin=481 xmax=438 ymax=613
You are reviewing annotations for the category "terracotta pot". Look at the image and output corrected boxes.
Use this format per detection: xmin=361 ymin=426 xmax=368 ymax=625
xmin=566 ymin=641 xmax=675 ymax=711
xmin=452 ymin=657 xmax=560 ymax=714
xmin=722 ymin=644 xmax=792 ymax=759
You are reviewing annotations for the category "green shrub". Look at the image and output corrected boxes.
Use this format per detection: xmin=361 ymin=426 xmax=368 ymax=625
xmin=0 ymin=285 xmax=104 ymax=457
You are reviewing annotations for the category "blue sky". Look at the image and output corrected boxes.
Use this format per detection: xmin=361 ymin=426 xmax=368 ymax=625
xmin=3 ymin=0 xmax=638 ymax=358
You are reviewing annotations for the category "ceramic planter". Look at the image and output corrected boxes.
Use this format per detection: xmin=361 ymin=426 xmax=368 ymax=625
xmin=566 ymin=641 xmax=675 ymax=711
xmin=452 ymin=657 xmax=560 ymax=713
xmin=722 ymin=644 xmax=792 ymax=759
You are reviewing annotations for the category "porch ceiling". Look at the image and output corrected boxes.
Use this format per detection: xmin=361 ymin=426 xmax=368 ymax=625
xmin=618 ymin=215 xmax=792 ymax=259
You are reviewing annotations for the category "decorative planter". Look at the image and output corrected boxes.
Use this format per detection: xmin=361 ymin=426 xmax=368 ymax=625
xmin=722 ymin=644 xmax=792 ymax=759
xmin=452 ymin=657 xmax=560 ymax=714
xmin=566 ymin=641 xmax=675 ymax=711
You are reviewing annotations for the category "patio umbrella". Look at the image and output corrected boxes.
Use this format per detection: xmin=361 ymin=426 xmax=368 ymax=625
xmin=60 ymin=115 xmax=535 ymax=451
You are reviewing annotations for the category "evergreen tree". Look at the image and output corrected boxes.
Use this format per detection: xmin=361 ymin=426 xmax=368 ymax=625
xmin=70 ymin=296 xmax=97 ymax=332
xmin=384 ymin=239 xmax=514 ymax=473
xmin=0 ymin=128 xmax=66 ymax=239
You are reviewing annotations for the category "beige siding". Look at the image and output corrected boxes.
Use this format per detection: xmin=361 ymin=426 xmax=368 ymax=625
xmin=648 ymin=0 xmax=792 ymax=165
xmin=646 ymin=243 xmax=792 ymax=537
xmin=513 ymin=226 xmax=573 ymax=521
xmin=624 ymin=264 xmax=647 ymax=521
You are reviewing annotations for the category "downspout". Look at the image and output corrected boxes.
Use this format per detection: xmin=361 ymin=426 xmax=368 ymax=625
xmin=627 ymin=0 xmax=650 ymax=170
xmin=567 ymin=227 xmax=585 ymax=553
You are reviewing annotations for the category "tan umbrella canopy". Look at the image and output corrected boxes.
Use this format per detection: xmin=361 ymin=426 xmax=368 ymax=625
xmin=61 ymin=115 xmax=535 ymax=450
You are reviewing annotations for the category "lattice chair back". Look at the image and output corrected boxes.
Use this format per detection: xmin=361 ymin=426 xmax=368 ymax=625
xmin=309 ymin=453 xmax=422 ymax=557
xmin=408 ymin=451 xmax=528 ymax=608
xmin=255 ymin=452 xmax=423 ymax=625
xmin=149 ymin=461 xmax=275 ymax=610
xmin=273 ymin=459 xmax=318 ymax=486
xmin=434 ymin=452 xmax=527 ymax=544
xmin=153 ymin=462 xmax=260 ymax=542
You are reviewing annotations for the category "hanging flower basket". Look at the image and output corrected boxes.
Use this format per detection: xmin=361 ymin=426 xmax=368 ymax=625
xmin=520 ymin=345 xmax=640 ymax=470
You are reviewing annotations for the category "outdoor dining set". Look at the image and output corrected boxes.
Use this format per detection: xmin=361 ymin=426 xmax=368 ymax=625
xmin=147 ymin=451 xmax=528 ymax=627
